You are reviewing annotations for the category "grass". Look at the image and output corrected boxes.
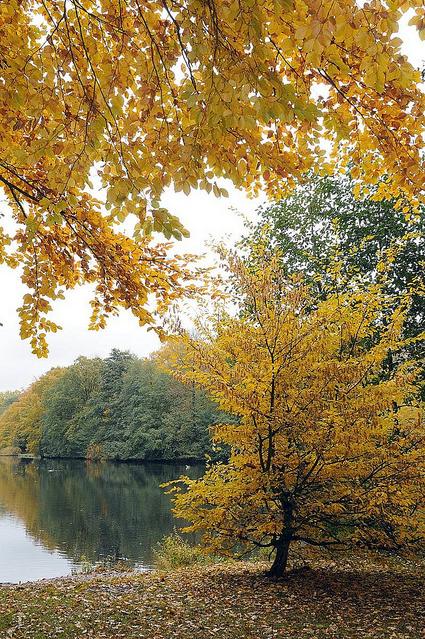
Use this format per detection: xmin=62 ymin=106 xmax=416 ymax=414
xmin=0 ymin=555 xmax=423 ymax=638
xmin=153 ymin=531 xmax=222 ymax=569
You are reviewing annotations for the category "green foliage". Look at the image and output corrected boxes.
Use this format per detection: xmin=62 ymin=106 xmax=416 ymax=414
xmin=40 ymin=357 xmax=104 ymax=458
xmin=118 ymin=359 xmax=221 ymax=460
xmin=244 ymin=174 xmax=425 ymax=338
xmin=0 ymin=349 xmax=224 ymax=461
xmin=153 ymin=532 xmax=215 ymax=570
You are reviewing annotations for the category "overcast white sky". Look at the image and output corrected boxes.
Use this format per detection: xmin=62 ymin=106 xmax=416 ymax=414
xmin=0 ymin=188 xmax=263 ymax=391
xmin=1 ymin=14 xmax=424 ymax=391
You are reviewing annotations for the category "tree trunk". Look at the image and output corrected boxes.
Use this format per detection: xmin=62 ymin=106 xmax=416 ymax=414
xmin=267 ymin=535 xmax=291 ymax=578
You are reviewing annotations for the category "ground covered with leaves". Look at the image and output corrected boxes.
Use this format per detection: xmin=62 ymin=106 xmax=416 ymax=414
xmin=0 ymin=557 xmax=423 ymax=638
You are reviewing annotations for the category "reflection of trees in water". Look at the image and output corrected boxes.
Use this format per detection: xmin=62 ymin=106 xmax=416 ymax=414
xmin=0 ymin=459 xmax=202 ymax=565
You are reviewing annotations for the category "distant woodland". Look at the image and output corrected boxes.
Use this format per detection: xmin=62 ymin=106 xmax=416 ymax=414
xmin=0 ymin=349 xmax=226 ymax=461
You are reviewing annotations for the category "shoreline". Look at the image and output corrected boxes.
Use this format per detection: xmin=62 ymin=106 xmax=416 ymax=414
xmin=0 ymin=568 xmax=146 ymax=589
xmin=1 ymin=551 xmax=422 ymax=587
xmin=0 ymin=453 xmax=206 ymax=465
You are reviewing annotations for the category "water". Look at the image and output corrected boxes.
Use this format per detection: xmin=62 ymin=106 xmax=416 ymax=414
xmin=0 ymin=458 xmax=202 ymax=583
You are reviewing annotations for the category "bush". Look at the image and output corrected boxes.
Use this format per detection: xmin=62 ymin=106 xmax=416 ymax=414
xmin=153 ymin=532 xmax=217 ymax=570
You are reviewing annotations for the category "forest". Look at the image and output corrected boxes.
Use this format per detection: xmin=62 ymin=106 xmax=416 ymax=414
xmin=0 ymin=349 xmax=225 ymax=461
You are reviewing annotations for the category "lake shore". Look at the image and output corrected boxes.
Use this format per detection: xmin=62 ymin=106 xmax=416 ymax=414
xmin=0 ymin=557 xmax=423 ymax=638
xmin=0 ymin=451 xmax=205 ymax=464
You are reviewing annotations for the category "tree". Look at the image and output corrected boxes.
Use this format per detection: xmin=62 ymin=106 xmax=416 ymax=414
xmin=41 ymin=356 xmax=104 ymax=457
xmin=1 ymin=1 xmax=425 ymax=354
xmin=243 ymin=174 xmax=425 ymax=338
xmin=167 ymin=250 xmax=424 ymax=577
xmin=119 ymin=355 xmax=226 ymax=460
xmin=0 ymin=368 xmax=65 ymax=455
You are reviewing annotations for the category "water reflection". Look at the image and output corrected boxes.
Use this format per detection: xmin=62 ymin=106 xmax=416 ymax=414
xmin=0 ymin=458 xmax=201 ymax=583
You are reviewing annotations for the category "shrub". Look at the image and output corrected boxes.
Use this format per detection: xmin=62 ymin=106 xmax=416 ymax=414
xmin=153 ymin=532 xmax=218 ymax=570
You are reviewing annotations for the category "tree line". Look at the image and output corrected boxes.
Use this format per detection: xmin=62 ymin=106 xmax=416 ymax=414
xmin=0 ymin=350 xmax=226 ymax=461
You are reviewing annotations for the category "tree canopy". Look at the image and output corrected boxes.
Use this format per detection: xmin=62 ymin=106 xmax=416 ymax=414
xmin=0 ymin=368 xmax=65 ymax=455
xmin=243 ymin=174 xmax=425 ymax=338
xmin=1 ymin=0 xmax=425 ymax=354
xmin=167 ymin=249 xmax=424 ymax=577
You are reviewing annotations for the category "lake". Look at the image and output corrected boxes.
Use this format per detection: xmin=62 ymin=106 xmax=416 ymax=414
xmin=0 ymin=458 xmax=202 ymax=583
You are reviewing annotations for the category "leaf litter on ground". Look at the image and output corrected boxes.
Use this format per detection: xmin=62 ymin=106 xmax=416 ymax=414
xmin=0 ymin=556 xmax=423 ymax=638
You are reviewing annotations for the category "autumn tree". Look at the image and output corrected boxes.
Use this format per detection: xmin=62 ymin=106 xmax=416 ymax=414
xmin=166 ymin=250 xmax=424 ymax=577
xmin=1 ymin=0 xmax=425 ymax=354
xmin=0 ymin=368 xmax=65 ymax=455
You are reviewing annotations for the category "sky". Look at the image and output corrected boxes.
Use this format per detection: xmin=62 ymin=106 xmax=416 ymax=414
xmin=0 ymin=13 xmax=424 ymax=391
xmin=0 ymin=188 xmax=263 ymax=391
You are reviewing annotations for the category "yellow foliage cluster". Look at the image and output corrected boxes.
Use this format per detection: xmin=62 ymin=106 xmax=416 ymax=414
xmin=0 ymin=368 xmax=64 ymax=455
xmin=166 ymin=250 xmax=424 ymax=575
xmin=1 ymin=1 xmax=424 ymax=353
